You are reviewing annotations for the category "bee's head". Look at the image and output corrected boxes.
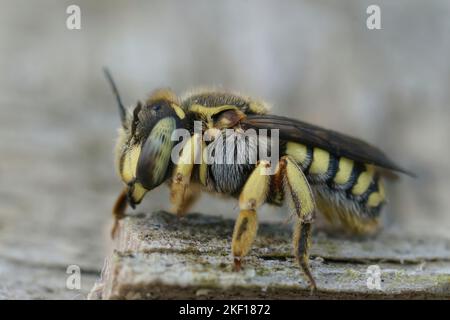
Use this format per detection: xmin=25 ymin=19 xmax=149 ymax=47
xmin=104 ymin=69 xmax=185 ymax=208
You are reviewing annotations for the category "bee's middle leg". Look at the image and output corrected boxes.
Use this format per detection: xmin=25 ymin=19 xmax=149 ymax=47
xmin=232 ymin=160 xmax=271 ymax=271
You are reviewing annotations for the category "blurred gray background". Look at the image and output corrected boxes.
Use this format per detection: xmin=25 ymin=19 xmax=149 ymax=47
xmin=0 ymin=0 xmax=449 ymax=299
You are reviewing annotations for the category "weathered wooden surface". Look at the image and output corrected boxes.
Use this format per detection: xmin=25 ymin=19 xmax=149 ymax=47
xmin=89 ymin=211 xmax=450 ymax=299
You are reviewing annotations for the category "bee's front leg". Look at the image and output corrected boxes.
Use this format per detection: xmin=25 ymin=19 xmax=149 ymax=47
xmin=232 ymin=160 xmax=271 ymax=271
xmin=111 ymin=187 xmax=128 ymax=238
xmin=170 ymin=133 xmax=203 ymax=217
xmin=283 ymin=156 xmax=317 ymax=291
xmin=172 ymin=184 xmax=201 ymax=216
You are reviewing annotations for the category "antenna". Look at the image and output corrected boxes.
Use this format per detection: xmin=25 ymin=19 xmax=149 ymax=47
xmin=103 ymin=67 xmax=126 ymax=125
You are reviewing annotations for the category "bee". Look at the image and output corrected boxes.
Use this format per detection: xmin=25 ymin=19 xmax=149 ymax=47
xmin=104 ymin=69 xmax=413 ymax=290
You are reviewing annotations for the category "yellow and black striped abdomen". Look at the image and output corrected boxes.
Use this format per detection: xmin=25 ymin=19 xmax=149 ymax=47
xmin=285 ymin=142 xmax=386 ymax=233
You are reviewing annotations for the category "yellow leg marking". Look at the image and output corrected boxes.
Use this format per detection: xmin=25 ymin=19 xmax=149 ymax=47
xmin=334 ymin=157 xmax=354 ymax=185
xmin=172 ymin=184 xmax=201 ymax=216
xmin=285 ymin=157 xmax=315 ymax=218
xmin=286 ymin=142 xmax=309 ymax=167
xmin=239 ymin=161 xmax=270 ymax=210
xmin=170 ymin=133 xmax=202 ymax=216
xmin=309 ymin=148 xmax=330 ymax=175
xmin=232 ymin=161 xmax=270 ymax=270
xmin=283 ymin=156 xmax=316 ymax=290
xmin=232 ymin=209 xmax=258 ymax=270
xmin=352 ymin=165 xmax=375 ymax=196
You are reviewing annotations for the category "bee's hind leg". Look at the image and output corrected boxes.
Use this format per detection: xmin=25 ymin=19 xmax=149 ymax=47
xmin=293 ymin=219 xmax=315 ymax=291
xmin=232 ymin=160 xmax=271 ymax=271
xmin=111 ymin=188 xmax=128 ymax=238
xmin=282 ymin=156 xmax=317 ymax=291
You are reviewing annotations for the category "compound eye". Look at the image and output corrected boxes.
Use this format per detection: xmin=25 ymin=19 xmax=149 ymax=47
xmin=136 ymin=117 xmax=177 ymax=190
xmin=152 ymin=103 xmax=162 ymax=111
xmin=149 ymin=100 xmax=169 ymax=114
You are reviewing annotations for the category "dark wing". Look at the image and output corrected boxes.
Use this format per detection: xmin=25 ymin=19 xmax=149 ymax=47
xmin=241 ymin=114 xmax=414 ymax=176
